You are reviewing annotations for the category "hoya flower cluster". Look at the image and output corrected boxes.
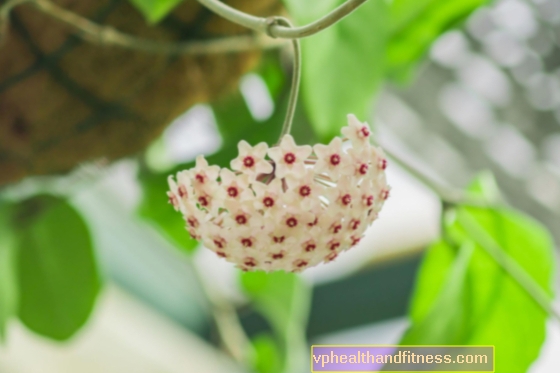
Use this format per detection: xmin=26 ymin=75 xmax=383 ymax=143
xmin=167 ymin=115 xmax=390 ymax=272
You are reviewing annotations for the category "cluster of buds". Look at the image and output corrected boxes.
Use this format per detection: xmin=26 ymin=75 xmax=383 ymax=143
xmin=167 ymin=115 xmax=390 ymax=272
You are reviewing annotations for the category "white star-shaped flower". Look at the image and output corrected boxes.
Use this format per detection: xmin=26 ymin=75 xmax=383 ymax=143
xmin=230 ymin=141 xmax=273 ymax=178
xmin=267 ymin=135 xmax=312 ymax=178
xmin=313 ymin=137 xmax=352 ymax=181
xmin=341 ymin=114 xmax=372 ymax=150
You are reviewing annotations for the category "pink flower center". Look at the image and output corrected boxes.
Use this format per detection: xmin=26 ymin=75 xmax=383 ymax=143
xmin=342 ymin=194 xmax=352 ymax=206
xmin=228 ymin=187 xmax=238 ymax=197
xmin=299 ymin=185 xmax=311 ymax=197
xmin=360 ymin=126 xmax=370 ymax=138
xmin=272 ymin=253 xmax=284 ymax=260
xmin=236 ymin=215 xmax=247 ymax=225
xmin=241 ymin=238 xmax=253 ymax=247
xmin=330 ymin=154 xmax=340 ymax=166
xmin=198 ymin=196 xmax=209 ymax=206
xmin=359 ymin=164 xmax=368 ymax=175
xmin=263 ymin=197 xmax=274 ymax=207
xmin=284 ymin=153 xmax=296 ymax=164
xmin=243 ymin=156 xmax=255 ymax=168
xmin=286 ymin=217 xmax=298 ymax=227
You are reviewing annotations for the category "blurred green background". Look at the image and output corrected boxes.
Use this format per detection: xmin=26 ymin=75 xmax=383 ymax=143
xmin=0 ymin=0 xmax=559 ymax=372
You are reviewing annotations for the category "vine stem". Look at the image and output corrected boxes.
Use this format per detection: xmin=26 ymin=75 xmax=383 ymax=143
xmin=0 ymin=0 xmax=287 ymax=53
xmin=196 ymin=0 xmax=368 ymax=39
xmin=458 ymin=212 xmax=560 ymax=323
xmin=384 ymin=145 xmax=560 ymax=323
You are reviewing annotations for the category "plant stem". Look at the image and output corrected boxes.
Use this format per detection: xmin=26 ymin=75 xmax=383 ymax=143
xmin=382 ymin=147 xmax=491 ymax=207
xmin=196 ymin=0 xmax=368 ymax=39
xmin=190 ymin=261 xmax=254 ymax=366
xmin=0 ymin=0 xmax=287 ymax=54
xmin=269 ymin=17 xmax=301 ymax=143
xmin=457 ymin=212 xmax=560 ymax=323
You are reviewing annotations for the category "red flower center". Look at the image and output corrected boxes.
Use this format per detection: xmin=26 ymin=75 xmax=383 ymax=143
xmin=329 ymin=241 xmax=340 ymax=251
xmin=273 ymin=236 xmax=285 ymax=243
xmin=243 ymin=156 xmax=255 ymax=168
xmin=286 ymin=217 xmax=298 ymax=227
xmin=195 ymin=174 xmax=205 ymax=183
xmin=379 ymin=159 xmax=387 ymax=170
xmin=263 ymin=197 xmax=274 ymax=207
xmin=217 ymin=251 xmax=227 ymax=258
xmin=359 ymin=164 xmax=368 ymax=175
xmin=326 ymin=252 xmax=338 ymax=262
xmin=342 ymin=194 xmax=352 ymax=206
xmin=350 ymin=219 xmax=361 ymax=230
xmin=228 ymin=187 xmax=238 ymax=197
xmin=284 ymin=153 xmax=296 ymax=164
xmin=305 ymin=243 xmax=316 ymax=252
xmin=236 ymin=215 xmax=247 ymax=225
xmin=168 ymin=194 xmax=178 ymax=206
xmin=214 ymin=238 xmax=225 ymax=249
xmin=295 ymin=260 xmax=308 ymax=268
xmin=331 ymin=224 xmax=342 ymax=234
xmin=308 ymin=217 xmax=318 ymax=227
xmin=330 ymin=154 xmax=340 ymax=165
xmin=360 ymin=126 xmax=370 ymax=137
xmin=178 ymin=185 xmax=187 ymax=198
xmin=241 ymin=238 xmax=253 ymax=247
xmin=365 ymin=195 xmax=374 ymax=206
xmin=299 ymin=185 xmax=311 ymax=197
xmin=351 ymin=236 xmax=361 ymax=246
xmin=382 ymin=190 xmax=390 ymax=200
xmin=244 ymin=257 xmax=256 ymax=266
xmin=198 ymin=196 xmax=209 ymax=206
xmin=272 ymin=253 xmax=284 ymax=259
xmin=187 ymin=217 xmax=198 ymax=228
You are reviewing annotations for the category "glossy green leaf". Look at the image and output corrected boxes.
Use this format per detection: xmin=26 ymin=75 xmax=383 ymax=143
xmin=403 ymin=178 xmax=554 ymax=373
xmin=13 ymin=195 xmax=101 ymax=341
xmin=128 ymin=0 xmax=184 ymax=23
xmin=387 ymin=0 xmax=487 ymax=81
xmin=252 ymin=333 xmax=283 ymax=373
xmin=284 ymin=0 xmax=389 ymax=141
xmin=0 ymin=203 xmax=18 ymax=342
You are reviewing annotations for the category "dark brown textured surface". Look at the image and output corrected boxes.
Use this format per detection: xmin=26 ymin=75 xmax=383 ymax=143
xmin=0 ymin=0 xmax=281 ymax=185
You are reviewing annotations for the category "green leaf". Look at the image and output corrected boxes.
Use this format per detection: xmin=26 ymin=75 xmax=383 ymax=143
xmin=0 ymin=203 xmax=18 ymax=342
xmin=128 ymin=0 xmax=184 ymax=23
xmin=240 ymin=271 xmax=311 ymax=373
xmin=403 ymin=179 xmax=554 ymax=372
xmin=251 ymin=333 xmax=283 ymax=373
xmin=12 ymin=195 xmax=102 ymax=341
xmin=387 ymin=0 xmax=487 ymax=81
xmin=284 ymin=0 xmax=389 ymax=141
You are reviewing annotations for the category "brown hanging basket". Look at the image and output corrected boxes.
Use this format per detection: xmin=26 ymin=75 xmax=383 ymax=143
xmin=0 ymin=0 xmax=281 ymax=186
